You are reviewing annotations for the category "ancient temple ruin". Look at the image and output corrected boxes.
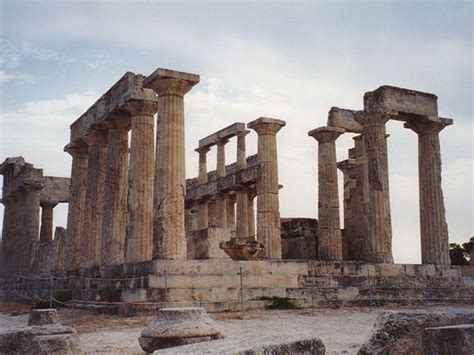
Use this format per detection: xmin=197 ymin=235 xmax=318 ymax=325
xmin=1 ymin=68 xmax=471 ymax=310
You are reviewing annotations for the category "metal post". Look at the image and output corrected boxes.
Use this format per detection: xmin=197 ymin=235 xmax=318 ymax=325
xmin=238 ymin=267 xmax=244 ymax=319
xmin=367 ymin=269 xmax=372 ymax=311
xmin=164 ymin=269 xmax=168 ymax=303
xmin=49 ymin=275 xmax=54 ymax=309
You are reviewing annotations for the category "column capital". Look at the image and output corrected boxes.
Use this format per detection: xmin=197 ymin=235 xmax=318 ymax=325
xmin=248 ymin=117 xmax=286 ymax=135
xmin=106 ymin=111 xmax=131 ymax=130
xmin=40 ymin=201 xmax=58 ymax=208
xmin=337 ymin=159 xmax=357 ymax=173
xmin=195 ymin=146 xmax=211 ymax=154
xmin=354 ymin=111 xmax=391 ymax=126
xmin=404 ymin=116 xmax=453 ymax=135
xmin=123 ymin=99 xmax=158 ymax=117
xmin=82 ymin=128 xmax=108 ymax=147
xmin=217 ymin=138 xmax=229 ymax=146
xmin=144 ymin=68 xmax=200 ymax=96
xmin=64 ymin=140 xmax=89 ymax=158
xmin=308 ymin=126 xmax=344 ymax=143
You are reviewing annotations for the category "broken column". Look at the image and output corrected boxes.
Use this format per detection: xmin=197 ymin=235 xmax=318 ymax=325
xmin=308 ymin=126 xmax=344 ymax=261
xmin=145 ymin=68 xmax=199 ymax=259
xmin=82 ymin=129 xmax=108 ymax=268
xmin=64 ymin=142 xmax=89 ymax=269
xmin=101 ymin=116 xmax=129 ymax=265
xmin=124 ymin=100 xmax=157 ymax=263
xmin=39 ymin=202 xmax=56 ymax=243
xmin=248 ymin=117 xmax=286 ymax=259
xmin=354 ymin=112 xmax=393 ymax=263
xmin=405 ymin=117 xmax=452 ymax=265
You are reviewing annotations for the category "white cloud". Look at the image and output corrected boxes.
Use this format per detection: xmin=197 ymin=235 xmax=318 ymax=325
xmin=0 ymin=70 xmax=34 ymax=86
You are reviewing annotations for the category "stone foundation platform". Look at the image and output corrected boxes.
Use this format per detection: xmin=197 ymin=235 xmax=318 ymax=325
xmin=2 ymin=261 xmax=473 ymax=314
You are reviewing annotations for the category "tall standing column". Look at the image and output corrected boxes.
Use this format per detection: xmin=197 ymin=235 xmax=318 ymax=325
xmin=145 ymin=69 xmax=199 ymax=259
xmin=20 ymin=184 xmax=42 ymax=272
xmin=82 ymin=129 xmax=108 ymax=268
xmin=248 ymin=117 xmax=286 ymax=259
xmin=1 ymin=196 xmax=16 ymax=272
xmin=355 ymin=112 xmax=393 ymax=263
xmin=235 ymin=131 xmax=248 ymax=239
xmin=125 ymin=100 xmax=157 ymax=263
xmin=309 ymin=126 xmax=344 ymax=260
xmin=215 ymin=139 xmax=228 ymax=227
xmin=196 ymin=147 xmax=210 ymax=230
xmin=405 ymin=117 xmax=451 ymax=265
xmin=226 ymin=194 xmax=236 ymax=232
xmin=64 ymin=142 xmax=89 ymax=269
xmin=101 ymin=116 xmax=130 ymax=265
xmin=247 ymin=192 xmax=256 ymax=240
xmin=40 ymin=202 xmax=56 ymax=243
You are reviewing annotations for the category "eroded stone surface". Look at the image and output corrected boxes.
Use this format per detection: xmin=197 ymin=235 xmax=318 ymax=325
xmin=28 ymin=309 xmax=59 ymax=326
xmin=139 ymin=307 xmax=223 ymax=353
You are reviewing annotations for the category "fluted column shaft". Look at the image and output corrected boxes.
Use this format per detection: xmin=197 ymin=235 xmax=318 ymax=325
xmin=20 ymin=185 xmax=42 ymax=272
xmin=196 ymin=147 xmax=209 ymax=230
xmin=215 ymin=140 xmax=228 ymax=227
xmin=101 ymin=119 xmax=129 ymax=265
xmin=309 ymin=127 xmax=344 ymax=260
xmin=226 ymin=194 xmax=236 ymax=231
xmin=248 ymin=117 xmax=286 ymax=259
xmin=1 ymin=196 xmax=16 ymax=272
xmin=235 ymin=190 xmax=248 ymax=238
xmin=82 ymin=130 xmax=108 ymax=268
xmin=355 ymin=113 xmax=393 ymax=263
xmin=40 ymin=202 xmax=56 ymax=243
xmin=406 ymin=119 xmax=450 ymax=265
xmin=65 ymin=143 xmax=89 ymax=269
xmin=125 ymin=101 xmax=156 ymax=263
xmin=247 ymin=194 xmax=256 ymax=239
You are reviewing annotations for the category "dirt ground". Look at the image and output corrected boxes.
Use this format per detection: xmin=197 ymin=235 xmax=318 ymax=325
xmin=1 ymin=301 xmax=472 ymax=354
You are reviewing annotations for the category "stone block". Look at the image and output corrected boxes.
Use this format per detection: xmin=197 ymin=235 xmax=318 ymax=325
xmin=28 ymin=309 xmax=59 ymax=326
xmin=327 ymin=107 xmax=362 ymax=133
xmin=139 ymin=307 xmax=223 ymax=352
xmin=364 ymin=85 xmax=438 ymax=118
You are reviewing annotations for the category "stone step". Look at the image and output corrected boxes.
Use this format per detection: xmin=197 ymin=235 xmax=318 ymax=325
xmin=147 ymin=287 xmax=289 ymax=303
xmin=148 ymin=273 xmax=300 ymax=289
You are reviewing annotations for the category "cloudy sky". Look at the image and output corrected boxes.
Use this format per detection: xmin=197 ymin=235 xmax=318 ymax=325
xmin=0 ymin=0 xmax=472 ymax=263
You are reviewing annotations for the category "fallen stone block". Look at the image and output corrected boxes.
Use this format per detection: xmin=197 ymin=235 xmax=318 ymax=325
xmin=358 ymin=309 xmax=474 ymax=355
xmin=423 ymin=324 xmax=474 ymax=355
xmin=139 ymin=307 xmax=223 ymax=353
xmin=28 ymin=308 xmax=59 ymax=326
xmin=0 ymin=325 xmax=81 ymax=355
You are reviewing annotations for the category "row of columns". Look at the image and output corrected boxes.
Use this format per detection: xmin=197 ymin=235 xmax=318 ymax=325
xmin=65 ymin=72 xmax=199 ymax=268
xmin=309 ymin=112 xmax=451 ymax=264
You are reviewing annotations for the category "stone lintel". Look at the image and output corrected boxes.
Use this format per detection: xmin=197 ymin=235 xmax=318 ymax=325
xmin=69 ymin=72 xmax=153 ymax=144
xmin=198 ymin=122 xmax=248 ymax=149
xmin=364 ymin=85 xmax=438 ymax=119
xmin=328 ymin=107 xmax=363 ymax=133
xmin=144 ymin=68 xmax=200 ymax=96
xmin=308 ymin=126 xmax=345 ymax=142
xmin=248 ymin=117 xmax=286 ymax=134
xmin=40 ymin=176 xmax=70 ymax=205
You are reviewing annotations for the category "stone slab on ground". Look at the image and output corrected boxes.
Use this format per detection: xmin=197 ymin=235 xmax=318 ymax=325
xmin=0 ymin=325 xmax=81 ymax=355
xmin=423 ymin=324 xmax=474 ymax=355
xmin=358 ymin=309 xmax=474 ymax=355
xmin=28 ymin=308 xmax=59 ymax=326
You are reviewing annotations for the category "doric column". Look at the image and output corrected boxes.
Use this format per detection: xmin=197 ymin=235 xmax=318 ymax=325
xmin=226 ymin=194 xmax=236 ymax=231
xmin=236 ymin=131 xmax=248 ymax=170
xmin=215 ymin=139 xmax=228 ymax=227
xmin=40 ymin=202 xmax=56 ymax=243
xmin=248 ymin=117 xmax=286 ymax=259
xmin=235 ymin=189 xmax=248 ymax=239
xmin=124 ymin=100 xmax=157 ymax=264
xmin=196 ymin=147 xmax=210 ymax=230
xmin=405 ymin=117 xmax=452 ymax=265
xmin=355 ymin=112 xmax=393 ymax=263
xmin=309 ymin=126 xmax=344 ymax=261
xmin=20 ymin=184 xmax=42 ymax=272
xmin=247 ymin=190 xmax=257 ymax=240
xmin=64 ymin=141 xmax=89 ymax=269
xmin=208 ymin=199 xmax=217 ymax=227
xmin=1 ymin=196 xmax=16 ymax=272
xmin=145 ymin=69 xmax=199 ymax=259
xmin=101 ymin=115 xmax=130 ymax=266
xmin=82 ymin=129 xmax=108 ymax=268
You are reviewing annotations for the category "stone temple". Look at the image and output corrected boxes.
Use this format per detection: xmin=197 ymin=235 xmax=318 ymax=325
xmin=1 ymin=68 xmax=472 ymax=311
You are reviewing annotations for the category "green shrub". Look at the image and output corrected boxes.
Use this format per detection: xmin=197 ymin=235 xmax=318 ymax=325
xmin=256 ymin=296 xmax=302 ymax=310
xmin=100 ymin=286 xmax=122 ymax=302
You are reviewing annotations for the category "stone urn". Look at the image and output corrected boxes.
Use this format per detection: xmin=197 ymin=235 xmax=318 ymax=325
xmin=138 ymin=307 xmax=223 ymax=352
xmin=219 ymin=237 xmax=265 ymax=260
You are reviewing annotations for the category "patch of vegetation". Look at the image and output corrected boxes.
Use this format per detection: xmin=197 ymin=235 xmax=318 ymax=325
xmin=100 ymin=286 xmax=122 ymax=302
xmin=255 ymin=296 xmax=302 ymax=310
xmin=54 ymin=288 xmax=72 ymax=303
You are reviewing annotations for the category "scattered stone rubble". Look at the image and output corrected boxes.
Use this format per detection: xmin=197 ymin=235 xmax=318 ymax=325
xmin=358 ymin=309 xmax=474 ymax=355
